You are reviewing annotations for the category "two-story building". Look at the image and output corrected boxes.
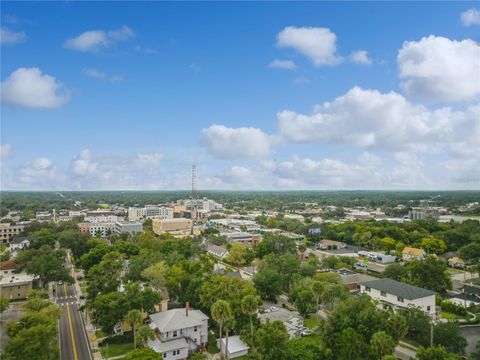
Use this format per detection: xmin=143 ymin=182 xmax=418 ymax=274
xmin=402 ymin=247 xmax=426 ymax=262
xmin=148 ymin=305 xmax=208 ymax=360
xmin=359 ymin=278 xmax=436 ymax=316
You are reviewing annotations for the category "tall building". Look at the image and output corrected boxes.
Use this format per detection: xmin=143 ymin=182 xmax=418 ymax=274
xmin=85 ymin=210 xmax=118 ymax=223
xmin=128 ymin=206 xmax=174 ymax=221
xmin=0 ymin=224 xmax=26 ymax=245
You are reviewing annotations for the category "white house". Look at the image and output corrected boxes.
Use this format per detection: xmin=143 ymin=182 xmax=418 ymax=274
xmin=258 ymin=307 xmax=304 ymax=338
xmin=402 ymin=247 xmax=426 ymax=262
xmin=217 ymin=336 xmax=249 ymax=359
xmin=148 ymin=305 xmax=208 ymax=360
xmin=359 ymin=278 xmax=436 ymax=316
xmin=206 ymin=244 xmax=229 ymax=260
xmin=9 ymin=237 xmax=33 ymax=252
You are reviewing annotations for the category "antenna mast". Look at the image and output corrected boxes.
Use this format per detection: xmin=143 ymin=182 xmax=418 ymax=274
xmin=191 ymin=165 xmax=197 ymax=200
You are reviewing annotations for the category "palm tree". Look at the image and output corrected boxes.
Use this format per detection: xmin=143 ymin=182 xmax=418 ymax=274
xmin=241 ymin=295 xmax=260 ymax=354
xmin=136 ymin=325 xmax=156 ymax=348
xmin=124 ymin=309 xmax=143 ymax=349
xmin=211 ymin=300 xmax=233 ymax=360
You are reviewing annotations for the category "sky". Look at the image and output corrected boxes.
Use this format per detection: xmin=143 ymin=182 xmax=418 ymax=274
xmin=1 ymin=1 xmax=479 ymax=191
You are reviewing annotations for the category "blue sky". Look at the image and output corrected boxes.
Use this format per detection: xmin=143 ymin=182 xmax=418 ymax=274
xmin=1 ymin=2 xmax=479 ymax=190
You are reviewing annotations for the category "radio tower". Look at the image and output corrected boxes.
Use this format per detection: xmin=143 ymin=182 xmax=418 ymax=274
xmin=191 ymin=165 xmax=197 ymax=200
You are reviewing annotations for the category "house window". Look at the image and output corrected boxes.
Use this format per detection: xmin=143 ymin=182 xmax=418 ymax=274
xmin=163 ymin=353 xmax=166 ymax=358
xmin=173 ymin=330 xmax=177 ymax=337
xmin=194 ymin=326 xmax=198 ymax=332
xmin=427 ymin=306 xmax=431 ymax=311
xmin=365 ymin=286 xmax=370 ymax=292
xmin=397 ymin=297 xmax=404 ymax=303
xmin=380 ymin=291 xmax=386 ymax=297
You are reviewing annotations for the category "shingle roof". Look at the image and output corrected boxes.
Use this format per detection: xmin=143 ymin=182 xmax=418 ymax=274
xmin=402 ymin=247 xmax=424 ymax=256
xmin=360 ymin=278 xmax=435 ymax=299
xmin=149 ymin=308 xmax=208 ymax=333
xmin=10 ymin=236 xmax=36 ymax=245
xmin=148 ymin=338 xmax=188 ymax=353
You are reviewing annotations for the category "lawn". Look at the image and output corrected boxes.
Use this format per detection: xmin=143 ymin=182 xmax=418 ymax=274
xmin=100 ymin=342 xmax=133 ymax=358
xmin=440 ymin=311 xmax=463 ymax=320
xmin=304 ymin=315 xmax=321 ymax=329
xmin=207 ymin=331 xmax=220 ymax=354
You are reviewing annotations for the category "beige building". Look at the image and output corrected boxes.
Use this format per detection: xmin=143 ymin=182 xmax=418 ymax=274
xmin=153 ymin=218 xmax=192 ymax=235
xmin=0 ymin=272 xmax=34 ymax=300
xmin=0 ymin=223 xmax=25 ymax=245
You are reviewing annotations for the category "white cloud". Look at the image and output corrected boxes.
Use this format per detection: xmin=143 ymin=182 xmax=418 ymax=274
xmin=83 ymin=68 xmax=123 ymax=82
xmin=64 ymin=26 xmax=134 ymax=52
xmin=202 ymin=125 xmax=275 ymax=160
xmin=190 ymin=63 xmax=201 ymax=73
xmin=1 ymin=67 xmax=69 ymax=108
xmin=277 ymin=86 xmax=477 ymax=151
xmin=268 ymin=59 xmax=297 ymax=69
xmin=134 ymin=45 xmax=158 ymax=54
xmin=18 ymin=157 xmax=64 ymax=188
xmin=0 ymin=144 xmax=11 ymax=159
xmin=350 ymin=50 xmax=372 ymax=65
xmin=277 ymin=26 xmax=342 ymax=66
xmin=461 ymin=8 xmax=480 ymax=26
xmin=397 ymin=35 xmax=480 ymax=103
xmin=1 ymin=27 xmax=26 ymax=44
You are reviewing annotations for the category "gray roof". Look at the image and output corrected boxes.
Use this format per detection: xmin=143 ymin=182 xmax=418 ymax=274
xmin=360 ymin=278 xmax=435 ymax=299
xmin=149 ymin=308 xmax=208 ymax=332
xmin=148 ymin=338 xmax=188 ymax=353
xmin=10 ymin=236 xmax=36 ymax=245
xmin=219 ymin=335 xmax=249 ymax=353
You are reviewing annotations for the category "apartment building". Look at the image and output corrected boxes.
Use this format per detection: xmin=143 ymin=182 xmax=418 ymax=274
xmin=128 ymin=206 xmax=174 ymax=221
xmin=0 ymin=272 xmax=35 ymax=300
xmin=148 ymin=305 xmax=208 ymax=360
xmin=359 ymin=278 xmax=436 ymax=316
xmin=85 ymin=210 xmax=118 ymax=223
xmin=0 ymin=223 xmax=25 ymax=245
xmin=114 ymin=221 xmax=143 ymax=234
xmin=152 ymin=218 xmax=192 ymax=235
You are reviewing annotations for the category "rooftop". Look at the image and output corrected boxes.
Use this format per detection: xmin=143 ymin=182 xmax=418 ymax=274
xmin=360 ymin=278 xmax=435 ymax=299
xmin=402 ymin=247 xmax=424 ymax=256
xmin=149 ymin=308 xmax=208 ymax=333
xmin=218 ymin=335 xmax=249 ymax=353
xmin=0 ymin=272 xmax=35 ymax=286
xmin=148 ymin=338 xmax=188 ymax=353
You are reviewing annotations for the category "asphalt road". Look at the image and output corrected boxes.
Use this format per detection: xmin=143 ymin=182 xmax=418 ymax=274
xmin=56 ymin=282 xmax=91 ymax=360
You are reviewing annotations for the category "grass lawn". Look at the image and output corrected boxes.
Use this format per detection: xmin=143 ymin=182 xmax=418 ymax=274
xmin=207 ymin=331 xmax=219 ymax=354
xmin=440 ymin=311 xmax=462 ymax=320
xmin=304 ymin=316 xmax=321 ymax=329
xmin=100 ymin=342 xmax=133 ymax=358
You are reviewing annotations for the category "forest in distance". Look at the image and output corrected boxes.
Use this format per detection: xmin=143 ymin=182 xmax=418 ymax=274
xmin=2 ymin=190 xmax=480 ymax=215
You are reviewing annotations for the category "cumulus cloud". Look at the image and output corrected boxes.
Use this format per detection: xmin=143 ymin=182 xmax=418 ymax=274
xmin=461 ymin=8 xmax=480 ymax=26
xmin=202 ymin=125 xmax=275 ymax=160
xmin=268 ymin=59 xmax=297 ymax=69
xmin=64 ymin=26 xmax=134 ymax=52
xmin=83 ymin=68 xmax=123 ymax=82
xmin=1 ymin=27 xmax=26 ymax=44
xmin=1 ymin=67 xmax=69 ymax=108
xmin=0 ymin=144 xmax=11 ymax=159
xmin=278 ymin=86 xmax=478 ymax=151
xmin=277 ymin=26 xmax=342 ymax=66
xmin=397 ymin=35 xmax=480 ymax=103
xmin=18 ymin=157 xmax=64 ymax=188
xmin=349 ymin=50 xmax=372 ymax=65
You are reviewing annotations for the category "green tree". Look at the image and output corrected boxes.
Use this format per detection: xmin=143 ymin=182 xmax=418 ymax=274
xmin=141 ymin=261 xmax=168 ymax=290
xmin=16 ymin=246 xmax=71 ymax=288
xmin=433 ymin=322 xmax=467 ymax=355
xmin=420 ymin=237 xmax=447 ymax=255
xmin=226 ymin=243 xmax=248 ymax=267
xmin=416 ymin=346 xmax=462 ymax=360
xmin=253 ymin=266 xmax=283 ymax=301
xmin=0 ymin=297 xmax=10 ymax=313
xmin=125 ymin=309 xmax=143 ymax=349
xmin=2 ymin=324 xmax=59 ymax=360
xmin=370 ymin=331 xmax=396 ymax=359
xmin=406 ymin=256 xmax=451 ymax=293
xmin=383 ymin=263 xmax=407 ymax=282
xmin=400 ymin=307 xmax=431 ymax=346
xmin=336 ymin=327 xmax=368 ymax=360
xmin=136 ymin=325 xmax=156 ymax=348
xmin=241 ymin=295 xmax=261 ymax=354
xmin=91 ymin=292 xmax=128 ymax=334
xmin=256 ymin=320 xmax=289 ymax=360
xmin=211 ymin=300 xmax=233 ymax=360
xmin=123 ymin=347 xmax=162 ymax=360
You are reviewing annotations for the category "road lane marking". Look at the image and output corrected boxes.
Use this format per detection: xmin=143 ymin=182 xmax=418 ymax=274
xmin=67 ymin=303 xmax=79 ymax=360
